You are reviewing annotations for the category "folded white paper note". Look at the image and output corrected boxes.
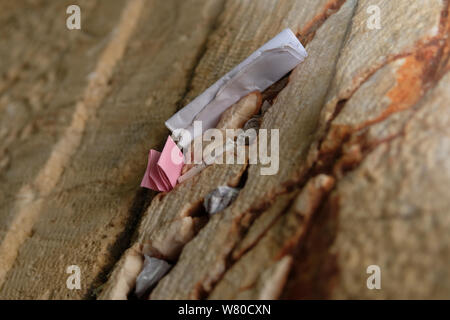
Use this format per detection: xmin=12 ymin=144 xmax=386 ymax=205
xmin=166 ymin=28 xmax=307 ymax=149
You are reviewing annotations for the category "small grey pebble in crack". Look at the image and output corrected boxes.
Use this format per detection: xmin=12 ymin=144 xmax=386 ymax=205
xmin=261 ymin=100 xmax=272 ymax=114
xmin=135 ymin=255 xmax=172 ymax=298
xmin=204 ymin=186 xmax=240 ymax=215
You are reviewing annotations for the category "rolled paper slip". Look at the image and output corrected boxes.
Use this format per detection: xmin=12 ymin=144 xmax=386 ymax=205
xmin=181 ymin=91 xmax=262 ymax=176
xmin=215 ymin=91 xmax=262 ymax=130
xmin=177 ymin=163 xmax=206 ymax=184
xmin=178 ymin=137 xmax=235 ymax=184
xmin=166 ymin=28 xmax=307 ymax=149
xmin=140 ymin=136 xmax=184 ymax=192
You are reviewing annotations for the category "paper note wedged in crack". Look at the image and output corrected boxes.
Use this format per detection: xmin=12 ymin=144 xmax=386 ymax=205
xmin=142 ymin=28 xmax=307 ymax=192
xmin=166 ymin=28 xmax=307 ymax=149
xmin=140 ymin=136 xmax=184 ymax=192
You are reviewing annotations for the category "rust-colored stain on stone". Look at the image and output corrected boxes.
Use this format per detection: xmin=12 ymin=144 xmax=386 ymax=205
xmin=357 ymin=2 xmax=449 ymax=131
xmin=386 ymin=54 xmax=428 ymax=113
xmin=1 ymin=0 xmax=449 ymax=300
xmin=297 ymin=0 xmax=347 ymax=45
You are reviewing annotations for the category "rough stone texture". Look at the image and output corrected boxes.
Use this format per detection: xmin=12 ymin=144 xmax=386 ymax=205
xmin=0 ymin=0 xmax=225 ymax=299
xmin=0 ymin=0 xmax=449 ymax=300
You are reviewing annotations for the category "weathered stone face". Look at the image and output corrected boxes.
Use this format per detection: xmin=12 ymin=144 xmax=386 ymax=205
xmin=0 ymin=0 xmax=448 ymax=300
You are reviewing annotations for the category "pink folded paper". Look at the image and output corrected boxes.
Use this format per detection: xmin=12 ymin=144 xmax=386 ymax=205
xmin=140 ymin=136 xmax=184 ymax=192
